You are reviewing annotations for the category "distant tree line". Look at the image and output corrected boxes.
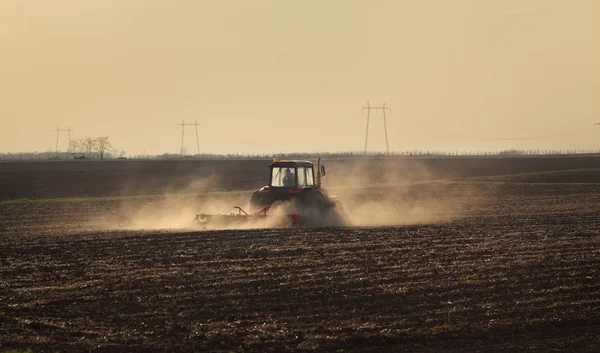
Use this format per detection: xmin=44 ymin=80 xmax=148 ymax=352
xmin=1 ymin=148 xmax=599 ymax=162
xmin=123 ymin=149 xmax=600 ymax=160
xmin=0 ymin=136 xmax=124 ymax=161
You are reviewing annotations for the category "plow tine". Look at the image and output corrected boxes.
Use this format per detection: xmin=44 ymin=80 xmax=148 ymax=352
xmin=234 ymin=206 xmax=248 ymax=215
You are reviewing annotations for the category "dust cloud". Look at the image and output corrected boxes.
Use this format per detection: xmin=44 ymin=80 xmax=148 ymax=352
xmin=323 ymin=159 xmax=484 ymax=227
xmin=106 ymin=159 xmax=485 ymax=231
xmin=103 ymin=175 xmax=252 ymax=230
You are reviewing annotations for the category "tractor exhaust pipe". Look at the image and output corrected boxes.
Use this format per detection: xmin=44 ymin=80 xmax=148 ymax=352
xmin=317 ymin=157 xmax=326 ymax=187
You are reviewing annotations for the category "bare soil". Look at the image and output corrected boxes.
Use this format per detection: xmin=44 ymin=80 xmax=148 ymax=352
xmin=1 ymin=157 xmax=599 ymax=352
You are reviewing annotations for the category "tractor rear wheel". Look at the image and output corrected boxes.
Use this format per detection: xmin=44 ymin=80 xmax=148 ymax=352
xmin=299 ymin=189 xmax=332 ymax=211
xmin=250 ymin=191 xmax=272 ymax=211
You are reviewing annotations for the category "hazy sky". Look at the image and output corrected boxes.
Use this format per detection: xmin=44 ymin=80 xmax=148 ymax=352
xmin=1 ymin=0 xmax=599 ymax=155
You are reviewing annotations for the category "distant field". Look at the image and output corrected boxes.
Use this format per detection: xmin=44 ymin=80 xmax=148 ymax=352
xmin=1 ymin=155 xmax=599 ymax=201
xmin=465 ymin=168 xmax=600 ymax=184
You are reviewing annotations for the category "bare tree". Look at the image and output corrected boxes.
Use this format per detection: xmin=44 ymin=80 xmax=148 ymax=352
xmin=95 ymin=136 xmax=113 ymax=160
xmin=81 ymin=137 xmax=97 ymax=159
xmin=69 ymin=139 xmax=79 ymax=157
xmin=72 ymin=138 xmax=87 ymax=158
xmin=108 ymin=147 xmax=119 ymax=159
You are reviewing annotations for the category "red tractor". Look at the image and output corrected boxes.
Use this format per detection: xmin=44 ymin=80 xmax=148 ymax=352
xmin=194 ymin=158 xmax=338 ymax=228
xmin=249 ymin=158 xmax=334 ymax=211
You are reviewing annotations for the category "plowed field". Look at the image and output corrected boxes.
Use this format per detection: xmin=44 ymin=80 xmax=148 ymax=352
xmin=1 ymin=158 xmax=599 ymax=352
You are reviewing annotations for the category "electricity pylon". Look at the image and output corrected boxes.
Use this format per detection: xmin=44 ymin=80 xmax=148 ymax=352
xmin=362 ymin=102 xmax=391 ymax=155
xmin=54 ymin=126 xmax=74 ymax=156
xmin=178 ymin=120 xmax=201 ymax=156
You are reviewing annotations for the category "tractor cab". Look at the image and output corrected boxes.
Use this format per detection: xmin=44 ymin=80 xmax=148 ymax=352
xmin=270 ymin=160 xmax=316 ymax=189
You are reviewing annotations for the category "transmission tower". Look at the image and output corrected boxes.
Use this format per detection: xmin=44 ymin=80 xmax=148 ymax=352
xmin=178 ymin=119 xmax=202 ymax=156
xmin=54 ymin=126 xmax=74 ymax=156
xmin=362 ymin=102 xmax=391 ymax=155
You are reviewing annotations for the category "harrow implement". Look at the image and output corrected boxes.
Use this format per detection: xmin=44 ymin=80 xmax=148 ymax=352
xmin=193 ymin=205 xmax=306 ymax=229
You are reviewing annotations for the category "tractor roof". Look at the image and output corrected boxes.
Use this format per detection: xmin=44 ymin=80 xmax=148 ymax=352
xmin=270 ymin=160 xmax=314 ymax=168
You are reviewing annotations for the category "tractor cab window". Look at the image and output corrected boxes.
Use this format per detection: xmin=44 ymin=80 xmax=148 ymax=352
xmin=306 ymin=167 xmax=315 ymax=186
xmin=297 ymin=167 xmax=306 ymax=187
xmin=271 ymin=167 xmax=296 ymax=187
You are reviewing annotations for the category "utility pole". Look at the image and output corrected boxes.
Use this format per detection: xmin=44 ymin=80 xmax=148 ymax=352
xmin=195 ymin=120 xmax=200 ymax=157
xmin=362 ymin=102 xmax=391 ymax=155
xmin=178 ymin=120 xmax=202 ymax=156
xmin=54 ymin=126 xmax=74 ymax=157
xmin=180 ymin=119 xmax=185 ymax=155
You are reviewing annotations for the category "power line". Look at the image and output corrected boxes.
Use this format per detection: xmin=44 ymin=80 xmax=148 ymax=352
xmin=362 ymin=102 xmax=392 ymax=155
xmin=178 ymin=119 xmax=202 ymax=156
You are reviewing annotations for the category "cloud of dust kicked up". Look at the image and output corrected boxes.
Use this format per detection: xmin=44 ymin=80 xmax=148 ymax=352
xmin=325 ymin=159 xmax=483 ymax=227
xmin=106 ymin=159 xmax=486 ymax=231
